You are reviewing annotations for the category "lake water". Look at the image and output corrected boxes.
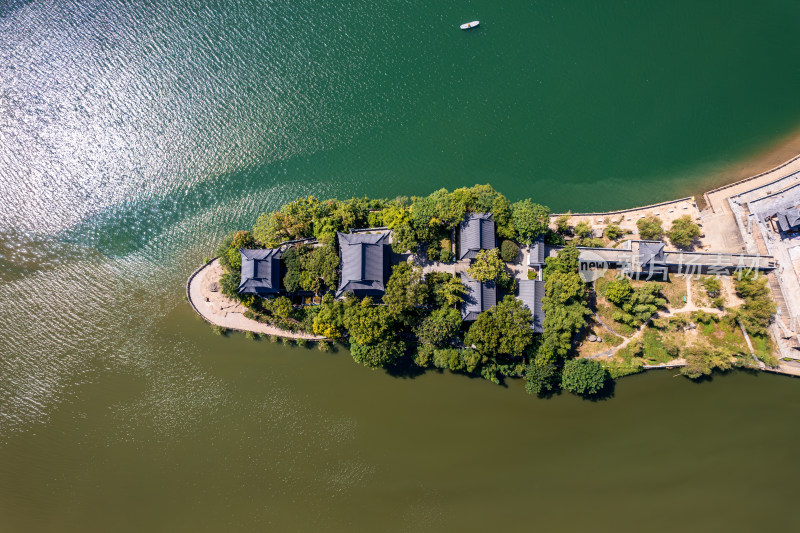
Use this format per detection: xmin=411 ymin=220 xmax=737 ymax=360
xmin=2 ymin=1 xmax=800 ymax=530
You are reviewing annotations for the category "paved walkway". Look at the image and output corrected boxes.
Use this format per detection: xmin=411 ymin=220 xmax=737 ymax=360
xmin=186 ymin=259 xmax=327 ymax=339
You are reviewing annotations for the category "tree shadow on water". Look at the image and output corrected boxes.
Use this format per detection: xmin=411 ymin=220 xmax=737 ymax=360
xmin=582 ymin=378 xmax=616 ymax=401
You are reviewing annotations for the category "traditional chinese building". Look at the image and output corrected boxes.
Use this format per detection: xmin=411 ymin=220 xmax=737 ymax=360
xmin=238 ymin=248 xmax=283 ymax=296
xmin=458 ymin=213 xmax=496 ymax=260
xmin=336 ymin=231 xmax=391 ymax=298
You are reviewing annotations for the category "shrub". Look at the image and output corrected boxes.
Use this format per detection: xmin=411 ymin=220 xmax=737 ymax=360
xmin=574 ymin=222 xmax=592 ymax=239
xmin=497 ymin=271 xmax=517 ymax=293
xmin=734 ymin=271 xmax=776 ymax=336
xmin=432 ymin=348 xmax=458 ymax=370
xmin=439 ymin=248 xmax=453 ymax=262
xmin=680 ymin=346 xmax=739 ymax=379
xmin=467 ymin=249 xmax=505 ymax=282
xmin=555 ymin=214 xmax=571 ymax=235
xmin=414 ymin=345 xmax=435 ymax=368
xmin=269 ymin=335 xmax=278 ymax=343
xmin=702 ymin=276 xmax=722 ymax=298
xmin=317 ymin=340 xmax=332 ymax=352
xmin=281 ymin=336 xmax=293 ymax=346
xmin=416 ymin=308 xmax=462 ymax=347
xmin=245 ymin=330 xmax=257 ymax=340
xmin=604 ymin=224 xmax=623 ymax=240
xmin=350 ymin=338 xmax=406 ymax=368
xmin=524 ymin=362 xmax=559 ymax=396
xmin=212 ymin=325 xmax=227 ymax=336
xmin=603 ymin=358 xmax=644 ymax=379
xmin=511 ymin=199 xmax=550 ymax=243
xmin=561 ymin=358 xmax=606 ymax=396
xmin=577 ymin=237 xmax=604 ymax=248
xmin=527 ymin=269 xmax=538 ymax=280
xmin=500 ymin=240 xmax=520 ymax=262
xmin=296 ymin=338 xmax=308 ymax=348
xmin=637 ymin=216 xmax=664 ymax=240
xmin=667 ymin=215 xmax=701 ymax=249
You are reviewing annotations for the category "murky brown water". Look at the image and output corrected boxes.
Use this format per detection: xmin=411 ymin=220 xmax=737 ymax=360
xmin=4 ymin=1 xmax=800 ymax=530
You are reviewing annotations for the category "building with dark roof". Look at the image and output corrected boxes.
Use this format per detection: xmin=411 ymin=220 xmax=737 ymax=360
xmin=458 ymin=213 xmax=496 ymax=260
xmin=238 ymin=249 xmax=282 ymax=296
xmin=638 ymin=241 xmax=665 ymax=270
xmin=336 ymin=232 xmax=391 ymax=297
xmin=459 ymin=272 xmax=497 ymax=322
xmin=527 ymin=235 xmax=546 ymax=268
xmin=776 ymin=207 xmax=800 ymax=232
xmin=517 ymin=279 xmax=545 ymax=333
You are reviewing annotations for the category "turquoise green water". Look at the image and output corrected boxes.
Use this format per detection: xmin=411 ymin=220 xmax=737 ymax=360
xmin=2 ymin=0 xmax=800 ymax=530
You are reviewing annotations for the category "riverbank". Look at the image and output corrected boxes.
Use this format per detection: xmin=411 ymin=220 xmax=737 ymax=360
xmin=188 ymin=158 xmax=800 ymax=385
xmin=187 ymin=258 xmax=327 ymax=340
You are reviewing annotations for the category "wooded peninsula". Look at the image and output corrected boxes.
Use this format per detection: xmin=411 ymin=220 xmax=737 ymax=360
xmin=197 ymin=184 xmax=779 ymax=397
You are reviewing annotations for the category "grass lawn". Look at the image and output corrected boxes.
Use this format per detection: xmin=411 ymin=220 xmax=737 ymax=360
xmin=691 ymin=277 xmax=710 ymax=307
xmin=641 ymin=329 xmax=674 ymax=365
xmin=659 ymin=278 xmax=687 ymax=310
xmin=595 ymin=302 xmax=637 ymax=337
xmin=576 ymin=318 xmax=624 ymax=357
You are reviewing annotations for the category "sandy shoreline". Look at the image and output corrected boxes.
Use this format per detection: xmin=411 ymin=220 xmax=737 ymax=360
xmin=187 ymin=258 xmax=328 ymax=340
xmin=691 ymin=124 xmax=800 ymax=201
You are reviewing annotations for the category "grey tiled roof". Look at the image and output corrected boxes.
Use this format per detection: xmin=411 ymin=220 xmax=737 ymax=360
xmin=518 ymin=279 xmax=545 ymax=333
xmin=777 ymin=207 xmax=800 ymax=232
xmin=238 ymin=249 xmax=282 ymax=296
xmin=336 ymin=232 xmax=390 ymax=297
xmin=459 ymin=213 xmax=496 ymax=260
xmin=459 ymin=272 xmax=497 ymax=321
xmin=527 ymin=236 xmax=546 ymax=266
xmin=638 ymin=241 xmax=665 ymax=268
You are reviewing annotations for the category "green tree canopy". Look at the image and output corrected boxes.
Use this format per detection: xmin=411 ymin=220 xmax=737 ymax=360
xmin=667 ymin=215 xmax=701 ymax=249
xmin=604 ymin=278 xmax=633 ymax=305
xmin=511 ymin=199 xmax=550 ymax=244
xmin=574 ymin=222 xmax=593 ymax=239
xmin=425 ymin=272 xmax=467 ymax=308
xmin=303 ymin=245 xmax=339 ymax=295
xmin=500 ymin=239 xmax=520 ymax=262
xmin=702 ymin=276 xmax=721 ymax=298
xmin=382 ymin=205 xmax=418 ymax=253
xmin=465 ymin=296 xmax=534 ymax=358
xmin=610 ymin=282 xmax=666 ymax=327
xmin=555 ymin=213 xmax=571 ymax=234
xmin=350 ymin=338 xmax=406 ymax=368
xmin=524 ymin=361 xmax=559 ymax=396
xmin=411 ymin=188 xmax=467 ymax=242
xmin=216 ymin=230 xmax=258 ymax=271
xmin=536 ymin=245 xmax=590 ymax=365
xmin=561 ymin=358 xmax=606 ymax=396
xmin=637 ymin=216 xmax=664 ymax=241
xmin=734 ymin=270 xmax=776 ymax=335
xmin=680 ymin=346 xmax=738 ymax=379
xmin=344 ymin=297 xmax=392 ymax=345
xmin=253 ymin=196 xmax=320 ymax=246
xmin=383 ymin=263 xmax=427 ymax=322
xmin=416 ymin=307 xmax=462 ymax=347
xmin=604 ymin=224 xmax=623 ymax=241
xmin=312 ymin=293 xmax=346 ymax=338
xmin=467 ymin=248 xmax=505 ymax=282
xmin=453 ymin=184 xmax=514 ymax=239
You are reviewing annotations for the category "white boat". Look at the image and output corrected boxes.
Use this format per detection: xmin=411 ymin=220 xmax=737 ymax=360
xmin=460 ymin=21 xmax=479 ymax=30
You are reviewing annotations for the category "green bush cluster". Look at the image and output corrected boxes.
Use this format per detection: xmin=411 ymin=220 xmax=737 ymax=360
xmin=603 ymin=278 xmax=666 ymax=327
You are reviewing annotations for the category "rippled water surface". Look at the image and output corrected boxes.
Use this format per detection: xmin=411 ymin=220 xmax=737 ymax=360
xmin=2 ymin=1 xmax=800 ymax=531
